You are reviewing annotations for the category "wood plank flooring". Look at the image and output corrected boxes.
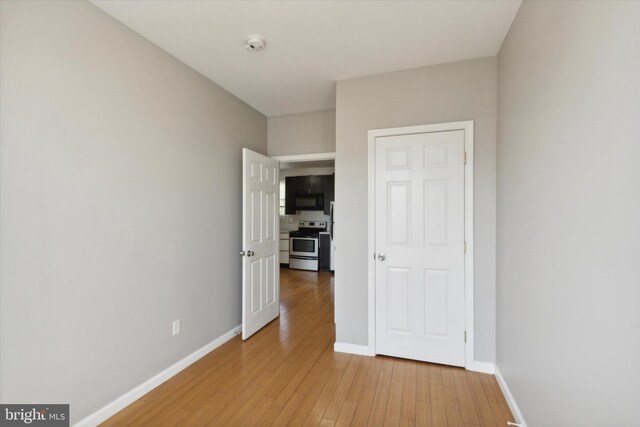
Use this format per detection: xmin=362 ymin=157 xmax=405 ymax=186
xmin=102 ymin=268 xmax=514 ymax=426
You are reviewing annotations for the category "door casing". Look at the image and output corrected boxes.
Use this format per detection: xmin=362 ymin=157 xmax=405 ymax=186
xmin=367 ymin=121 xmax=475 ymax=370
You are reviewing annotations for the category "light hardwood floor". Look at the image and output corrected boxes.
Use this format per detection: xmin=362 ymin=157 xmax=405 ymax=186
xmin=102 ymin=268 xmax=513 ymax=426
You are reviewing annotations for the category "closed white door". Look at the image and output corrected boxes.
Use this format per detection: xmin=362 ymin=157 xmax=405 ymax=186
xmin=374 ymin=130 xmax=466 ymax=366
xmin=242 ymin=148 xmax=280 ymax=340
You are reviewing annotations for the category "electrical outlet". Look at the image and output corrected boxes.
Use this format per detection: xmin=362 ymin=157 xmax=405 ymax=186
xmin=172 ymin=319 xmax=181 ymax=336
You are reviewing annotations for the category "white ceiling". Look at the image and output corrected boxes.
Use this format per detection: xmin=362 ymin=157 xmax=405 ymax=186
xmin=91 ymin=0 xmax=521 ymax=117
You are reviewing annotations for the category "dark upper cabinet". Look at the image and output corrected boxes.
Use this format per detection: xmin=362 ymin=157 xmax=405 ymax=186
xmin=285 ymin=176 xmax=296 ymax=215
xmin=297 ymin=176 xmax=311 ymax=194
xmin=285 ymin=176 xmax=310 ymax=214
xmin=309 ymin=175 xmax=324 ymax=193
xmin=284 ymin=174 xmax=335 ymax=214
xmin=323 ymin=174 xmax=334 ymax=215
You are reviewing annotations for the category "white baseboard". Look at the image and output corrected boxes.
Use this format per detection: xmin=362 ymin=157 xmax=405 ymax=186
xmin=494 ymin=365 xmax=527 ymax=427
xmin=74 ymin=325 xmax=241 ymax=427
xmin=333 ymin=342 xmax=374 ymax=356
xmin=468 ymin=360 xmax=495 ymax=374
xmin=332 ymin=344 xmax=497 ymax=375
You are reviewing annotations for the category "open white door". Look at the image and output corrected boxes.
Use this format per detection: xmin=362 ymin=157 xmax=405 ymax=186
xmin=242 ymin=148 xmax=280 ymax=340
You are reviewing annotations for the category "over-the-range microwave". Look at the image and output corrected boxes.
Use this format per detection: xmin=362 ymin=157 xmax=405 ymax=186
xmin=294 ymin=193 xmax=324 ymax=211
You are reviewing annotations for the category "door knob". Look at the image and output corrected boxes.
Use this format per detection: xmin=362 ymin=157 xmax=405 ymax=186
xmin=240 ymin=251 xmax=246 ymax=256
xmin=377 ymin=253 xmax=386 ymax=261
xmin=247 ymin=250 xmax=255 ymax=257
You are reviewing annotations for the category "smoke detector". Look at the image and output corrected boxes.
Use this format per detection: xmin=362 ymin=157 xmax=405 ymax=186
xmin=244 ymin=36 xmax=265 ymax=52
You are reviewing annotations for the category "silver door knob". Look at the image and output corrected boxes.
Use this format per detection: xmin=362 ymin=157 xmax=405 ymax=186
xmin=377 ymin=253 xmax=386 ymax=261
xmin=247 ymin=250 xmax=255 ymax=257
xmin=240 ymin=251 xmax=246 ymax=256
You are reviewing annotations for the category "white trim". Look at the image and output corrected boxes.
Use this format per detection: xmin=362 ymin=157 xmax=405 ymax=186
xmin=367 ymin=121 xmax=475 ymax=369
xmin=464 ymin=121 xmax=475 ymax=372
xmin=334 ymin=342 xmax=375 ymax=356
xmin=468 ymin=361 xmax=495 ymax=374
xmin=73 ymin=325 xmax=241 ymax=427
xmin=271 ymin=152 xmax=336 ymax=163
xmin=494 ymin=366 xmax=528 ymax=427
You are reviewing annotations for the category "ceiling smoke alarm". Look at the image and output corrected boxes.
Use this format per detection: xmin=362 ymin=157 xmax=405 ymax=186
xmin=244 ymin=36 xmax=265 ymax=51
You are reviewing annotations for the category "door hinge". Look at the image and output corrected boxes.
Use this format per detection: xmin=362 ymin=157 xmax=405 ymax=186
xmin=464 ymin=241 xmax=467 ymax=254
xmin=464 ymin=331 xmax=467 ymax=343
xmin=464 ymin=151 xmax=467 ymax=165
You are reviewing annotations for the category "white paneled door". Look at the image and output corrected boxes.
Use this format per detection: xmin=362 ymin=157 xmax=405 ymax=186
xmin=374 ymin=130 xmax=466 ymax=366
xmin=242 ymin=148 xmax=280 ymax=340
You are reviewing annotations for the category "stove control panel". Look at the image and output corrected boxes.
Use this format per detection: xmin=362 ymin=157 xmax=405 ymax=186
xmin=298 ymin=221 xmax=327 ymax=229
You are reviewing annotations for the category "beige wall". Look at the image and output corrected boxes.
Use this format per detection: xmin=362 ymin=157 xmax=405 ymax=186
xmin=497 ymin=1 xmax=640 ymax=424
xmin=335 ymin=57 xmax=497 ymax=363
xmin=0 ymin=1 xmax=266 ymax=423
xmin=268 ymin=109 xmax=336 ymax=156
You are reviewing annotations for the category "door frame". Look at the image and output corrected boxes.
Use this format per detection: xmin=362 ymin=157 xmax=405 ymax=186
xmin=271 ymin=152 xmax=336 ymax=163
xmin=367 ymin=121 xmax=475 ymax=370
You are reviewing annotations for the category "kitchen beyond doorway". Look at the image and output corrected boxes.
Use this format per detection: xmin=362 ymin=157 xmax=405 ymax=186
xmin=273 ymin=152 xmax=336 ymax=276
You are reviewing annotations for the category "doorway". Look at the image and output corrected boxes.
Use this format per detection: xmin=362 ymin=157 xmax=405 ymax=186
xmin=368 ymin=121 xmax=474 ymax=368
xmin=275 ymin=152 xmax=335 ymax=274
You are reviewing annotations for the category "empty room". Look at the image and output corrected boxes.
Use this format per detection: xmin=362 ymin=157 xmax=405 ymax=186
xmin=1 ymin=0 xmax=638 ymax=426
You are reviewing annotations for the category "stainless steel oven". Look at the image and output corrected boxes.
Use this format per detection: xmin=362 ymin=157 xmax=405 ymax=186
xmin=289 ymin=237 xmax=319 ymax=271
xmin=290 ymin=237 xmax=318 ymax=257
xmin=289 ymin=221 xmax=326 ymax=271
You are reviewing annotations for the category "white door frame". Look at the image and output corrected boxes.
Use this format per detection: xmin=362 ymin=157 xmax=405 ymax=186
xmin=271 ymin=152 xmax=336 ymax=163
xmin=367 ymin=121 xmax=475 ymax=370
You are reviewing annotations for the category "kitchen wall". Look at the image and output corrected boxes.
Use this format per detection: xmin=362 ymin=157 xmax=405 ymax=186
xmin=497 ymin=1 xmax=640 ymax=425
xmin=268 ymin=109 xmax=336 ymax=156
xmin=335 ymin=57 xmax=497 ymax=363
xmin=0 ymin=1 xmax=266 ymax=424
